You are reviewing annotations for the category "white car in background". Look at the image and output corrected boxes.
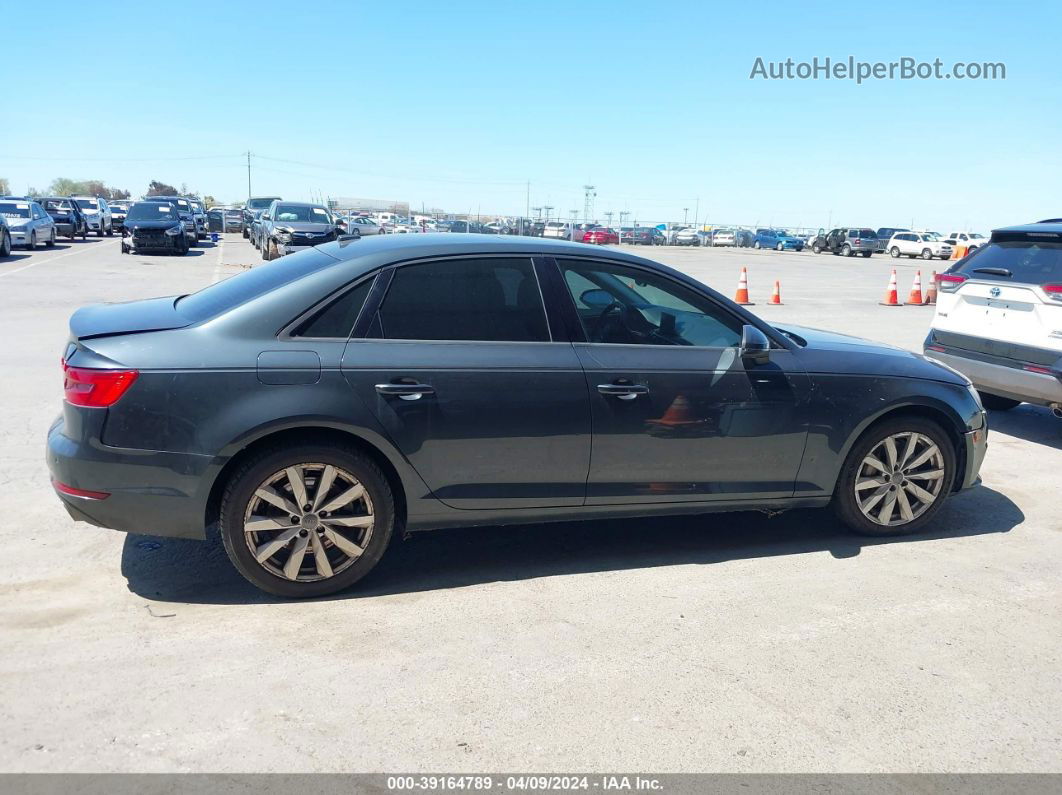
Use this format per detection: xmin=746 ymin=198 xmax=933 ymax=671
xmin=344 ymin=216 xmax=382 ymax=236
xmin=924 ymin=222 xmax=1062 ymax=416
xmin=945 ymin=231 xmax=989 ymax=251
xmin=70 ymin=196 xmax=113 ymax=236
xmin=542 ymin=221 xmax=570 ymax=240
xmin=711 ymin=228 xmax=737 ymax=247
xmin=887 ymin=231 xmax=954 ymax=260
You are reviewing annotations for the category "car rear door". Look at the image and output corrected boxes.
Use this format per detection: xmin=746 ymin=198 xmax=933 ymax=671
xmin=341 ymin=254 xmax=591 ymax=510
xmin=548 ymin=255 xmax=810 ymax=504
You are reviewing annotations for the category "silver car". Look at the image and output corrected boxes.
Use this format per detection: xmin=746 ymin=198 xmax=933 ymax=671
xmin=344 ymin=215 xmax=382 ymax=236
xmin=70 ymin=195 xmax=113 ymax=237
xmin=0 ymin=199 xmax=56 ymax=249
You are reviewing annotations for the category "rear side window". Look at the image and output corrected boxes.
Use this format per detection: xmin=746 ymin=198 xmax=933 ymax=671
xmin=376 ymin=257 xmax=549 ymax=342
xmin=294 ymin=277 xmax=375 ymax=338
xmin=954 ymin=241 xmax=1062 ymax=285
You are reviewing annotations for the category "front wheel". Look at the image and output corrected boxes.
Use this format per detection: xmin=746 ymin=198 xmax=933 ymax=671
xmin=46 ymin=229 xmax=56 ymax=247
xmin=978 ymin=392 xmax=1021 ymax=411
xmin=833 ymin=418 xmax=956 ymax=536
xmin=921 ymin=248 xmax=933 ymax=260
xmin=28 ymin=231 xmax=38 ymax=250
xmin=219 ymin=444 xmax=395 ymax=598
xmin=812 ymin=244 xmax=822 ymax=254
xmin=105 ymin=224 xmax=113 ymax=237
xmin=776 ymin=242 xmax=784 ymax=251
xmin=0 ymin=231 xmax=10 ymax=257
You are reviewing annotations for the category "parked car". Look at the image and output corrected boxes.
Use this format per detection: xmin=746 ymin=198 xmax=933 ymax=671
xmin=109 ymin=202 xmax=128 ymax=233
xmin=38 ymin=197 xmax=88 ymax=240
xmin=448 ymin=220 xmax=489 ymax=234
xmin=222 ymin=209 xmax=244 ymax=232
xmin=623 ymin=227 xmax=666 ymax=246
xmin=711 ymin=228 xmax=738 ymax=247
xmin=344 ymin=216 xmax=382 ymax=236
xmin=47 ymin=234 xmax=989 ymax=597
xmin=582 ymin=226 xmax=619 ymax=244
xmin=0 ymin=216 xmax=10 ymax=258
xmin=924 ymin=222 xmax=1062 ymax=415
xmin=673 ymin=227 xmax=703 ymax=247
xmin=811 ymin=228 xmax=877 ymax=257
xmin=70 ymin=196 xmax=113 ymax=237
xmin=0 ymin=198 xmax=56 ymax=248
xmin=242 ymin=196 xmax=282 ymax=239
xmin=188 ymin=199 xmax=208 ymax=240
xmin=944 ymin=231 xmax=989 ymax=252
xmin=144 ymin=197 xmax=197 ymax=245
xmin=876 ymin=227 xmax=910 ymax=253
xmin=754 ymin=229 xmax=805 ymax=251
xmin=886 ymin=231 xmax=953 ymax=260
xmin=120 ymin=201 xmax=190 ymax=256
xmin=259 ymin=201 xmax=342 ymax=261
xmin=543 ymin=221 xmax=570 ymax=240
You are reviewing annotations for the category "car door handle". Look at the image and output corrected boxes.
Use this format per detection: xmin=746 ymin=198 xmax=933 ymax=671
xmin=597 ymin=383 xmax=649 ymax=400
xmin=375 ymin=382 xmax=435 ymax=400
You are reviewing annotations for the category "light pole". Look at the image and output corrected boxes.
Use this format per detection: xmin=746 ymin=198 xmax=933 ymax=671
xmin=570 ymin=209 xmax=578 ymax=241
xmin=603 ymin=211 xmax=614 ymax=228
xmin=544 ymin=205 xmax=554 ymax=222
xmin=683 ymin=207 xmax=689 ymax=225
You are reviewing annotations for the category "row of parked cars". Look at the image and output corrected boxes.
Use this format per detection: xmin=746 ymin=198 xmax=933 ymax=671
xmin=807 ymin=228 xmax=988 ymax=259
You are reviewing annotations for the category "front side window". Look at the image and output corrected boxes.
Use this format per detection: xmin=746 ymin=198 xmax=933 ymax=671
xmin=557 ymin=258 xmax=742 ymax=348
xmin=377 ymin=257 xmax=549 ymax=342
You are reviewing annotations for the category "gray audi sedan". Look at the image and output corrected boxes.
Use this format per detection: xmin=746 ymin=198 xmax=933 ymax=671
xmin=48 ymin=235 xmax=988 ymax=597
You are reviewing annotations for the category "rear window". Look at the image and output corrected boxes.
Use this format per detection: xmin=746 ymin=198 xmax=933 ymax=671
xmin=952 ymin=241 xmax=1062 ymax=285
xmin=850 ymin=229 xmax=876 ymax=238
xmin=176 ymin=249 xmax=339 ymax=322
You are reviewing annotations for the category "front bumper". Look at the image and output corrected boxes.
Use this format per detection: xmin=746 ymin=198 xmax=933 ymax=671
xmin=129 ymin=233 xmax=185 ymax=252
xmin=10 ymin=229 xmax=29 ymax=245
xmin=86 ymin=218 xmax=102 ymax=230
xmin=46 ymin=415 xmax=216 ymax=539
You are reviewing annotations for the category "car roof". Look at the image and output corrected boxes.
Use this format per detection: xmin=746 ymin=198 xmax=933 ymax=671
xmin=992 ymin=222 xmax=1062 ymax=237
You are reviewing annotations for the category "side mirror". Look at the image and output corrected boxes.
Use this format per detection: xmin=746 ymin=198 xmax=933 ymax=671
xmin=740 ymin=325 xmax=771 ymax=366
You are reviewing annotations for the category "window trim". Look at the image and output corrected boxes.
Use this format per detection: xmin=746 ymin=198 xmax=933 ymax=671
xmin=545 ymin=254 xmax=792 ymax=351
xmin=362 ymin=253 xmax=556 ymax=345
xmin=278 ymin=272 xmax=379 ymax=341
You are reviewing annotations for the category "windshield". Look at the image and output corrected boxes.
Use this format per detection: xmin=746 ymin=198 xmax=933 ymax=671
xmin=953 ymin=241 xmax=1062 ymax=285
xmin=74 ymin=198 xmax=99 ymax=211
xmin=273 ymin=205 xmax=331 ymax=223
xmin=923 ymin=232 xmax=942 ymax=241
xmin=249 ymin=197 xmax=280 ymax=209
xmin=224 ymin=210 xmax=242 ymax=217
xmin=127 ymin=203 xmax=178 ymax=221
xmin=189 ymin=202 xmax=204 ymax=212
xmin=0 ymin=202 xmax=31 ymax=219
xmin=968 ymin=233 xmax=986 ymax=239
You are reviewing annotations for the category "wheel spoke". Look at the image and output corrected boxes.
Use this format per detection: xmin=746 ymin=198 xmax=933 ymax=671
xmin=255 ymin=486 xmax=299 ymax=516
xmin=254 ymin=527 xmax=300 ymax=563
xmin=860 ymin=485 xmax=890 ymax=513
xmin=323 ymin=527 xmax=365 ymax=558
xmin=898 ymin=433 xmax=919 ymax=470
xmin=904 ymin=480 xmax=937 ymax=504
xmin=883 ymin=437 xmax=899 ymax=470
xmin=245 ymin=516 xmax=297 ymax=534
xmin=283 ymin=534 xmax=310 ymax=580
xmin=904 ymin=445 xmax=938 ymax=472
xmin=895 ymin=487 xmax=915 ymax=522
xmin=319 ymin=482 xmax=365 ymax=513
xmin=285 ymin=466 xmax=309 ymax=509
xmin=309 ymin=532 xmax=333 ymax=578
xmin=311 ymin=465 xmax=337 ymax=512
xmin=323 ymin=515 xmax=373 ymax=529
xmin=856 ymin=477 xmax=887 ymax=491
xmin=907 ymin=468 xmax=944 ymax=481
xmin=862 ymin=455 xmax=889 ymax=475
xmin=877 ymin=491 xmax=898 ymax=524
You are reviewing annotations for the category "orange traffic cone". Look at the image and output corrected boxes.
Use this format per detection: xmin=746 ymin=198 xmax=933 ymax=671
xmin=880 ymin=270 xmax=901 ymax=306
xmin=905 ymin=270 xmax=924 ymax=305
xmin=734 ymin=267 xmax=754 ymax=305
xmin=924 ymin=271 xmax=938 ymax=305
xmin=768 ymin=280 xmax=783 ymax=305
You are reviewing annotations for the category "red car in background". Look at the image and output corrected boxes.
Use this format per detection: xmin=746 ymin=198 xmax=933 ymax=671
xmin=582 ymin=226 xmax=619 ymax=244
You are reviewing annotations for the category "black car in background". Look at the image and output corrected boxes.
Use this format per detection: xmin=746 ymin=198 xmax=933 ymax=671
xmin=48 ymin=234 xmax=987 ymax=598
xmin=120 ymin=201 xmax=190 ymax=255
xmin=876 ymin=227 xmax=910 ymax=253
xmin=38 ymin=198 xmax=88 ymax=240
xmin=243 ymin=196 xmax=282 ymax=239
xmin=143 ymin=196 xmax=197 ymax=245
xmin=621 ymin=226 xmax=666 ymax=245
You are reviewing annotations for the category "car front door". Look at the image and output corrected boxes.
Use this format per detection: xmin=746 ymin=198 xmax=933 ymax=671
xmin=549 ymin=256 xmax=810 ymax=505
xmin=341 ymin=255 xmax=592 ymax=510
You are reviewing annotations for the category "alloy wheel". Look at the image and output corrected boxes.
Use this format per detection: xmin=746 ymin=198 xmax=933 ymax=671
xmin=854 ymin=432 xmax=945 ymax=526
xmin=243 ymin=463 xmax=374 ymax=582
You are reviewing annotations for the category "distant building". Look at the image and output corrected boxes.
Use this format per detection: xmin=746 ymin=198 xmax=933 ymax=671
xmin=332 ymin=197 xmax=409 ymax=215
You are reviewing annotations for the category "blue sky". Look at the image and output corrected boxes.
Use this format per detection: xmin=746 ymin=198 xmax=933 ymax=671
xmin=2 ymin=0 xmax=1059 ymax=230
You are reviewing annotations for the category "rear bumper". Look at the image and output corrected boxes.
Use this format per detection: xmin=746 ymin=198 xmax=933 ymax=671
xmin=924 ymin=343 xmax=1062 ymax=407
xmin=46 ymin=416 xmax=216 ymax=539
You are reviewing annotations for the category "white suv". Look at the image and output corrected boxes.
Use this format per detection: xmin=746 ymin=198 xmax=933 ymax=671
xmin=70 ymin=196 xmax=113 ymax=237
xmin=945 ymin=231 xmax=989 ymax=251
xmin=924 ymin=223 xmax=1062 ymax=416
xmin=887 ymin=231 xmax=953 ymax=260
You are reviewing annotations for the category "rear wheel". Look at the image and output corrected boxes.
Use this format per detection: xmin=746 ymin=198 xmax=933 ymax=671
xmin=890 ymin=246 xmax=901 ymax=258
xmin=978 ymin=392 xmax=1022 ymax=411
xmin=219 ymin=444 xmax=395 ymax=598
xmin=842 ymin=244 xmax=852 ymax=257
xmin=812 ymin=244 xmax=822 ymax=254
xmin=834 ymin=417 xmax=956 ymax=536
xmin=105 ymin=223 xmax=113 ymax=237
xmin=861 ymin=250 xmax=872 ymax=258
xmin=776 ymin=242 xmax=784 ymax=251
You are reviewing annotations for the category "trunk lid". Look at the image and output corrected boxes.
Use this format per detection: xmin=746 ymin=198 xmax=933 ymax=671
xmin=69 ymin=296 xmax=192 ymax=340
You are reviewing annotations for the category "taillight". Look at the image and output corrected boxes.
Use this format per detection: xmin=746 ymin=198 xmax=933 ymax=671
xmin=937 ymin=272 xmax=968 ymax=292
xmin=1044 ymin=284 xmax=1062 ymax=302
xmin=1023 ymin=364 xmax=1053 ymax=375
xmin=62 ymin=363 xmax=139 ymax=407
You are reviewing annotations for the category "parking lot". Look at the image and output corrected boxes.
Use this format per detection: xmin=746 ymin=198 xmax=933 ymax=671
xmin=0 ymin=234 xmax=1059 ymax=773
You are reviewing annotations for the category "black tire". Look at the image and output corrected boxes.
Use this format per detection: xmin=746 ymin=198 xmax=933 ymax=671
xmin=261 ymin=238 xmax=272 ymax=260
xmin=219 ymin=443 xmax=395 ymax=598
xmin=978 ymin=392 xmax=1021 ymax=411
xmin=80 ymin=224 xmax=87 ymax=240
xmin=242 ymin=227 xmax=249 ymax=238
xmin=121 ymin=244 xmax=129 ymax=254
xmin=842 ymin=244 xmax=853 ymax=257
xmin=68 ymin=228 xmax=76 ymax=241
xmin=105 ymin=223 xmax=113 ymax=237
xmin=812 ymin=244 xmax=822 ymax=254
xmin=890 ymin=246 xmax=901 ymax=258
xmin=268 ymin=239 xmax=280 ymax=259
xmin=0 ymin=230 xmax=10 ymax=257
xmin=833 ymin=417 xmax=957 ymax=537
xmin=861 ymin=250 xmax=872 ymax=258
xmin=921 ymin=248 xmax=933 ymax=260
xmin=776 ymin=242 xmax=784 ymax=251
xmin=46 ymin=229 xmax=56 ymax=247
xmin=28 ymin=231 xmax=37 ymax=250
